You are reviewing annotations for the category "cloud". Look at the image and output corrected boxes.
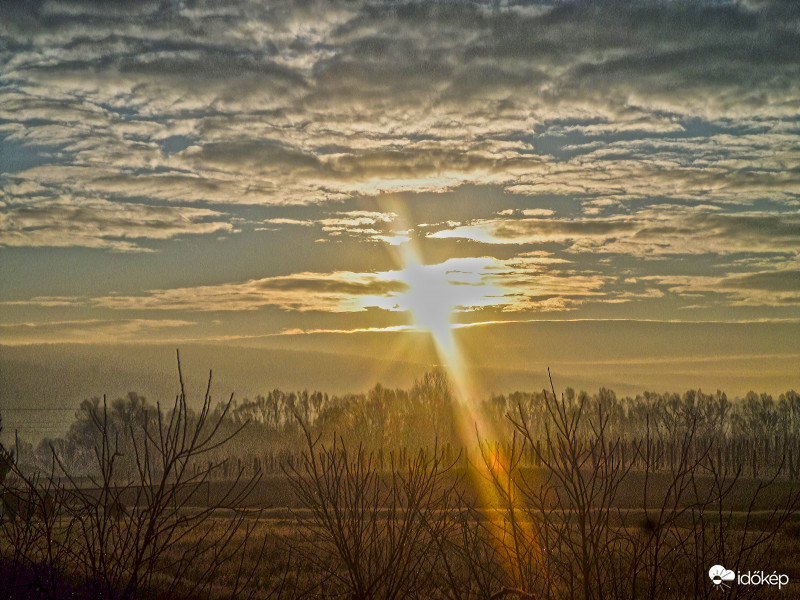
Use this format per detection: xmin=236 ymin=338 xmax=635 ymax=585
xmin=428 ymin=208 xmax=800 ymax=257
xmin=87 ymin=271 xmax=409 ymax=313
xmin=2 ymin=0 xmax=797 ymax=224
xmin=0 ymin=318 xmax=194 ymax=344
xmin=0 ymin=197 xmax=234 ymax=251
xmin=258 ymin=210 xmax=408 ymax=243
xmin=521 ymin=208 xmax=555 ymax=217
xmin=429 ymin=216 xmax=641 ymax=246
xmin=719 ymin=269 xmax=800 ymax=292
xmin=643 ymin=268 xmax=800 ymax=307
xmin=6 ymin=252 xmax=612 ymax=317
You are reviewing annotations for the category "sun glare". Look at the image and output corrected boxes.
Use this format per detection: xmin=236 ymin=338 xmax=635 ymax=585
xmin=392 ymin=250 xmax=506 ymax=367
xmin=396 ymin=261 xmax=458 ymax=351
xmin=388 ymin=248 xmax=507 ymax=407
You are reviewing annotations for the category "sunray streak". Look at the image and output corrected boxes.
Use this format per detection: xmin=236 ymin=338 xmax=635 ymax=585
xmin=390 ymin=232 xmax=539 ymax=584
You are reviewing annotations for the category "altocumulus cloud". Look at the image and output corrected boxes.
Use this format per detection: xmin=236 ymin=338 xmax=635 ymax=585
xmin=0 ymin=198 xmax=234 ymax=252
xmin=3 ymin=0 xmax=798 ymax=209
xmin=1 ymin=0 xmax=799 ymax=327
xmin=429 ymin=208 xmax=800 ymax=258
xmin=7 ymin=256 xmax=613 ymax=317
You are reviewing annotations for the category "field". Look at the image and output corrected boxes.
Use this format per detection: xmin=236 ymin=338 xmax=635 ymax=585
xmin=3 ymin=370 xmax=800 ymax=599
xmin=5 ymin=473 xmax=798 ymax=600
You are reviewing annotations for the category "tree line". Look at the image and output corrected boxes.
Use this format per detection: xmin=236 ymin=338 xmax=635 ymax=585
xmin=6 ymin=368 xmax=799 ymax=481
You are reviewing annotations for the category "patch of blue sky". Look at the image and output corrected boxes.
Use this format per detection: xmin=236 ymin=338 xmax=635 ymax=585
xmin=508 ymin=117 xmax=755 ymax=161
xmin=0 ymin=135 xmax=62 ymax=174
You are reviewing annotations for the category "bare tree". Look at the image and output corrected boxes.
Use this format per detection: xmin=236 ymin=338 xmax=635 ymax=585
xmin=478 ymin=371 xmax=800 ymax=600
xmin=1 ymin=352 xmax=273 ymax=600
xmin=284 ymin=415 xmax=460 ymax=599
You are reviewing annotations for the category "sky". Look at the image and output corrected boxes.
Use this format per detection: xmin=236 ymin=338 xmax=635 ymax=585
xmin=1 ymin=0 xmax=799 ymax=431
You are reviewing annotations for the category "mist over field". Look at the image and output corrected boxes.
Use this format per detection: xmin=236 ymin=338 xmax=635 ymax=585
xmin=3 ymin=317 xmax=799 ymax=443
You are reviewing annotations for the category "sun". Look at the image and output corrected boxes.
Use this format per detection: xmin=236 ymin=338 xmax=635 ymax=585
xmin=395 ymin=260 xmax=458 ymax=353
xmin=371 ymin=237 xmax=511 ymax=404
xmin=389 ymin=249 xmax=509 ymax=379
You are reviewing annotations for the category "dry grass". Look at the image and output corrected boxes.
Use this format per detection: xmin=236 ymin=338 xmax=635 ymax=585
xmin=3 ymin=361 xmax=799 ymax=599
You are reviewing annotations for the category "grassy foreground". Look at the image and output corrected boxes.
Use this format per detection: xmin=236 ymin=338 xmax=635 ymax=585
xmin=3 ymin=360 xmax=799 ymax=599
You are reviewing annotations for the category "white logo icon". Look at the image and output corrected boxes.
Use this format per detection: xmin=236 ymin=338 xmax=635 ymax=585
xmin=709 ymin=565 xmax=735 ymax=589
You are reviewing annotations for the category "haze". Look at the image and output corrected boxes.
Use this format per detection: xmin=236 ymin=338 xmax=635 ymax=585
xmin=1 ymin=0 xmax=799 ymax=440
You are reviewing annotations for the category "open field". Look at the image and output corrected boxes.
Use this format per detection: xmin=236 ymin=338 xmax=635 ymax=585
xmin=3 ymin=368 xmax=799 ymax=599
xmin=195 ymin=471 xmax=800 ymax=512
xmin=6 ymin=455 xmax=800 ymax=599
